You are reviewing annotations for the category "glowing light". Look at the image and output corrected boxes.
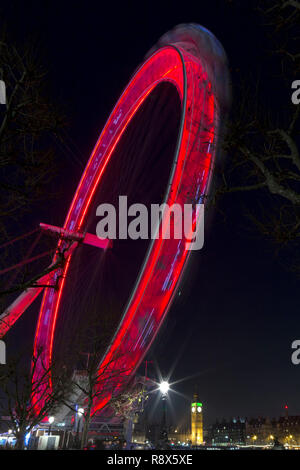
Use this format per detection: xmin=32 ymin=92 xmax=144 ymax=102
xmin=159 ymin=381 xmax=170 ymax=395
xmin=48 ymin=416 xmax=54 ymax=424
xmin=25 ymin=432 xmax=31 ymax=446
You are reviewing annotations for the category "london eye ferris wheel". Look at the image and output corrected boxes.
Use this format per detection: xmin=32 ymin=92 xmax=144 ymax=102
xmin=0 ymin=23 xmax=230 ymax=416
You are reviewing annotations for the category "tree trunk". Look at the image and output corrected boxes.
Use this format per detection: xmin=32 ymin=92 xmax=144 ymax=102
xmin=15 ymin=432 xmax=26 ymax=450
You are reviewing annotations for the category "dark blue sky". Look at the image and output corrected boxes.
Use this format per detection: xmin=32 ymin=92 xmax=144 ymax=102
xmin=1 ymin=0 xmax=299 ymax=427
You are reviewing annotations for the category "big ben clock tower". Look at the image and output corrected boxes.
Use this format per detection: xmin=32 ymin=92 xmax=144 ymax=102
xmin=191 ymin=393 xmax=203 ymax=445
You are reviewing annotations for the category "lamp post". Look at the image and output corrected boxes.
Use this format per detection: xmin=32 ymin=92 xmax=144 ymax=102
xmin=77 ymin=408 xmax=84 ymax=432
xmin=75 ymin=407 xmax=84 ymax=449
xmin=159 ymin=381 xmax=169 ymax=446
xmin=48 ymin=416 xmax=54 ymax=436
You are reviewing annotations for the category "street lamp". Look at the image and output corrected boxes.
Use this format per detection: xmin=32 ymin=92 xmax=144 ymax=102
xmin=75 ymin=407 xmax=84 ymax=448
xmin=77 ymin=408 xmax=84 ymax=432
xmin=159 ymin=380 xmax=170 ymax=447
xmin=48 ymin=416 xmax=54 ymax=436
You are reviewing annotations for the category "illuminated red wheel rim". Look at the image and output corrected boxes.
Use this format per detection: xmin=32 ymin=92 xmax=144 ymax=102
xmin=33 ymin=26 xmax=227 ymax=415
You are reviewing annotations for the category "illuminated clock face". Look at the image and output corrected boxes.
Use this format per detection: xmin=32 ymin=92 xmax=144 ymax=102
xmin=197 ymin=406 xmax=202 ymax=413
xmin=192 ymin=407 xmax=196 ymax=413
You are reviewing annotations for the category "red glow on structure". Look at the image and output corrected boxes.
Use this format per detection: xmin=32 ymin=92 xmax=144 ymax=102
xmin=32 ymin=44 xmax=219 ymax=416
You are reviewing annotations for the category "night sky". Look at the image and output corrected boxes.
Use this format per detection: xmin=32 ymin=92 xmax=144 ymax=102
xmin=1 ymin=0 xmax=299 ymax=428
